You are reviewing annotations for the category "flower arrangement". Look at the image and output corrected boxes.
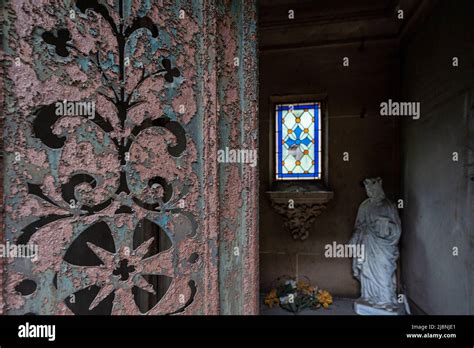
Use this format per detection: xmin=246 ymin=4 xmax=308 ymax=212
xmin=264 ymin=276 xmax=333 ymax=313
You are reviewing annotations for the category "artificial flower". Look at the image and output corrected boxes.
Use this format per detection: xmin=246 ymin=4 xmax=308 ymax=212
xmin=264 ymin=289 xmax=279 ymax=308
xmin=316 ymin=289 xmax=333 ymax=309
xmin=285 ymin=279 xmax=297 ymax=289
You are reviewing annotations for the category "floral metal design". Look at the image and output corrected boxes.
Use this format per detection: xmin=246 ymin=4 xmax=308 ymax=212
xmin=12 ymin=0 xmax=199 ymax=315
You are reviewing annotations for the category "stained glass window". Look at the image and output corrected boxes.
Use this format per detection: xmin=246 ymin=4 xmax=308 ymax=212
xmin=275 ymin=102 xmax=321 ymax=180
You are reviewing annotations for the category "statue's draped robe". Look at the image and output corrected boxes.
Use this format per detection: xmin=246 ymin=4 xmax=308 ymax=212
xmin=350 ymin=197 xmax=401 ymax=306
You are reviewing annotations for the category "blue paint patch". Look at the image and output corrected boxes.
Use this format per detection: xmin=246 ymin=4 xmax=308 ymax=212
xmin=123 ymin=0 xmax=132 ymax=19
xmin=47 ymin=149 xmax=61 ymax=183
xmin=138 ymin=0 xmax=151 ymax=17
xmin=100 ymin=51 xmax=118 ymax=73
xmin=77 ymin=57 xmax=90 ymax=72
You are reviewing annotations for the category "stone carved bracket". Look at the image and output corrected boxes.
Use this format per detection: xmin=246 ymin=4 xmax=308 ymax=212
xmin=267 ymin=191 xmax=334 ymax=241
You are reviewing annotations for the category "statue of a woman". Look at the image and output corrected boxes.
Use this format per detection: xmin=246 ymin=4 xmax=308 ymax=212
xmin=349 ymin=177 xmax=402 ymax=314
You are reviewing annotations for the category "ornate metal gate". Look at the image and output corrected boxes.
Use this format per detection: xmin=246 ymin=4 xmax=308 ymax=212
xmin=1 ymin=0 xmax=258 ymax=315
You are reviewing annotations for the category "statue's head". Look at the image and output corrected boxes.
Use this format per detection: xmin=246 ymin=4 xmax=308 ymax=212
xmin=363 ymin=177 xmax=385 ymax=200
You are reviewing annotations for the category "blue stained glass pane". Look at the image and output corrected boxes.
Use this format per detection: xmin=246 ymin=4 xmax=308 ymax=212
xmin=275 ymin=102 xmax=321 ymax=180
xmin=293 ymin=126 xmax=302 ymax=138
xmin=301 ymin=137 xmax=311 ymax=146
xmin=286 ymin=138 xmax=296 ymax=147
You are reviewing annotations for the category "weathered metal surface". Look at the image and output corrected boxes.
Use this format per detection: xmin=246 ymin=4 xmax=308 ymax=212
xmin=216 ymin=0 xmax=258 ymax=314
xmin=1 ymin=0 xmax=258 ymax=315
xmin=0 ymin=49 xmax=4 ymax=313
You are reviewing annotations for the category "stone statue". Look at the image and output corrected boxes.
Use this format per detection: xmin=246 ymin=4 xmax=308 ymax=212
xmin=349 ymin=177 xmax=403 ymax=315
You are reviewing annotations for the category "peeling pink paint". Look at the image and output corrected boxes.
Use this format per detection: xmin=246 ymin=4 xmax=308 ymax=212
xmin=172 ymin=82 xmax=197 ymax=125
xmin=3 ymin=0 xmax=258 ymax=316
xmin=5 ymin=272 xmax=27 ymax=311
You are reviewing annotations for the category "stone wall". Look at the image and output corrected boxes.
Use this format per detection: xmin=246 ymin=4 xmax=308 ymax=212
xmin=400 ymin=0 xmax=474 ymax=314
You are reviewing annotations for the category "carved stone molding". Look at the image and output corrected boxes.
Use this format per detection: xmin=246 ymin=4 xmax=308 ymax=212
xmin=267 ymin=191 xmax=334 ymax=241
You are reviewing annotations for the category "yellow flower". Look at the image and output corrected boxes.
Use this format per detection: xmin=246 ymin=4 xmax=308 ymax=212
xmin=316 ymin=290 xmax=333 ymax=309
xmin=264 ymin=289 xmax=280 ymax=308
xmin=296 ymin=280 xmax=318 ymax=295
xmin=296 ymin=281 xmax=309 ymax=290
xmin=297 ymin=281 xmax=312 ymax=292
